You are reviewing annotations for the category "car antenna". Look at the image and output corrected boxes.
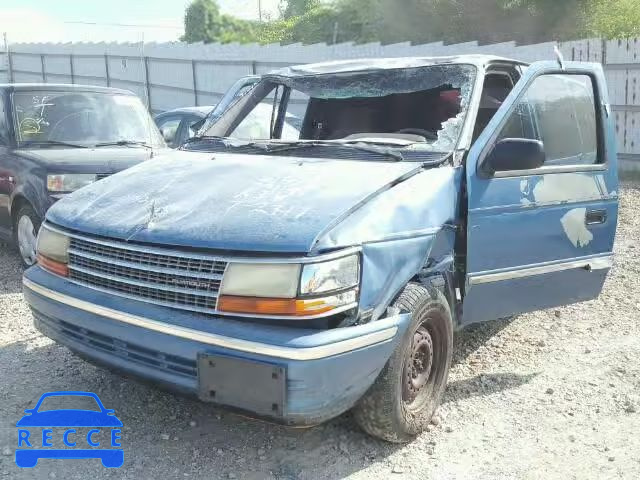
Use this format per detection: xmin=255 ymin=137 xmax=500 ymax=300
xmin=554 ymin=45 xmax=565 ymax=70
xmin=139 ymin=32 xmax=155 ymax=159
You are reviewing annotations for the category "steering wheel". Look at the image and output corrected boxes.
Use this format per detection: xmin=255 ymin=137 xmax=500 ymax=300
xmin=395 ymin=128 xmax=438 ymax=141
xmin=49 ymin=111 xmax=90 ymax=141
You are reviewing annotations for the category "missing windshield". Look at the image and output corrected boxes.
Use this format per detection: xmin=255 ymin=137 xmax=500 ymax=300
xmin=203 ymin=64 xmax=476 ymax=153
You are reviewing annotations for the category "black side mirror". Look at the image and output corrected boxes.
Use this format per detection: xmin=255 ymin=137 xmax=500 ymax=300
xmin=482 ymin=138 xmax=546 ymax=176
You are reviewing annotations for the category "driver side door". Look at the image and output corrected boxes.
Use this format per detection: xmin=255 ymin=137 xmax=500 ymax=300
xmin=462 ymin=62 xmax=618 ymax=325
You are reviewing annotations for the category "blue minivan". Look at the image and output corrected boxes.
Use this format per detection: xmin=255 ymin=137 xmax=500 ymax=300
xmin=23 ymin=56 xmax=618 ymax=442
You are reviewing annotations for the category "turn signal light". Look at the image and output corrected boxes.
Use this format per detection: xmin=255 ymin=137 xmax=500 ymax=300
xmin=218 ymin=295 xmax=338 ymax=317
xmin=37 ymin=254 xmax=69 ymax=277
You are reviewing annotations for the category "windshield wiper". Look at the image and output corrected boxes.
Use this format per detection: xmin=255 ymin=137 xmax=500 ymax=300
xmin=183 ymin=135 xmax=227 ymax=145
xmin=21 ymin=140 xmax=89 ymax=149
xmin=229 ymin=140 xmax=404 ymax=162
xmin=93 ymin=140 xmax=153 ymax=149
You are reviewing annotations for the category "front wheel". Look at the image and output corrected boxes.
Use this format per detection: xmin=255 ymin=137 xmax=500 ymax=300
xmin=14 ymin=204 xmax=41 ymax=268
xmin=353 ymin=283 xmax=453 ymax=443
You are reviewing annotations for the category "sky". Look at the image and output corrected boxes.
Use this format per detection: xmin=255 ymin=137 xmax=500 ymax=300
xmin=0 ymin=0 xmax=282 ymax=44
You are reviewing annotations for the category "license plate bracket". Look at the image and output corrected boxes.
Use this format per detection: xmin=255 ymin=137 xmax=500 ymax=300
xmin=197 ymin=353 xmax=286 ymax=417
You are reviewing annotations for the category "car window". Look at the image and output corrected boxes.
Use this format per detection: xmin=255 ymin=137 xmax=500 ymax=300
xmin=230 ymin=99 xmax=302 ymax=141
xmin=0 ymin=96 xmax=8 ymax=146
xmin=472 ymin=73 xmax=515 ymax=141
xmin=229 ymin=99 xmax=277 ymax=140
xmin=13 ymin=91 xmax=163 ymax=147
xmin=497 ymin=74 xmax=599 ymax=166
xmin=37 ymin=395 xmax=101 ymax=412
xmin=183 ymin=114 xmax=204 ymax=142
xmin=211 ymin=64 xmax=477 ymax=153
xmin=280 ymin=91 xmax=308 ymax=141
xmin=157 ymin=116 xmax=182 ymax=148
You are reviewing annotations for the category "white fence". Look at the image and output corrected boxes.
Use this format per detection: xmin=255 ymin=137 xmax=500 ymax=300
xmin=1 ymin=38 xmax=640 ymax=168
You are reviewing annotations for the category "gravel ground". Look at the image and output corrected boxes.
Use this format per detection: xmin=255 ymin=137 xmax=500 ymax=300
xmin=1 ymin=185 xmax=639 ymax=480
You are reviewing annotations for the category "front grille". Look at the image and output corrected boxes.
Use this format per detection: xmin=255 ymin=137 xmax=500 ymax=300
xmin=67 ymin=233 xmax=228 ymax=315
xmin=33 ymin=308 xmax=197 ymax=377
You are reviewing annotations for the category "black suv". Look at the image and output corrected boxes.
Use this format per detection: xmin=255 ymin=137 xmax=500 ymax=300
xmin=0 ymin=84 xmax=166 ymax=266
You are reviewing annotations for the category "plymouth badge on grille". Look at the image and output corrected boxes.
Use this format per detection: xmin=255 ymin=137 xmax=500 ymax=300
xmin=166 ymin=278 xmax=214 ymax=290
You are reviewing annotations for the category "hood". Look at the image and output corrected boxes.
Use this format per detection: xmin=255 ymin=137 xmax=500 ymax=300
xmin=47 ymin=152 xmax=423 ymax=253
xmin=16 ymin=147 xmax=166 ymax=174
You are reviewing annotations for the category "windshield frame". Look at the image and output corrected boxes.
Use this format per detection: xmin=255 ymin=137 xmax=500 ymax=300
xmin=10 ymin=89 xmax=164 ymax=149
xmin=200 ymin=63 xmax=478 ymax=155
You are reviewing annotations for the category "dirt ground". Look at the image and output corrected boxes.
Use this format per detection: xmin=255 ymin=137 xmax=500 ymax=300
xmin=0 ymin=186 xmax=639 ymax=480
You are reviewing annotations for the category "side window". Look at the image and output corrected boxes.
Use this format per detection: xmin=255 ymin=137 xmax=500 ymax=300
xmin=280 ymin=91 xmax=308 ymax=141
xmin=229 ymin=101 xmax=275 ymax=140
xmin=473 ymin=73 xmax=515 ymax=141
xmin=0 ymin=96 xmax=8 ymax=146
xmin=156 ymin=116 xmax=182 ymax=148
xmin=183 ymin=115 xmax=204 ymax=142
xmin=498 ymin=74 xmax=599 ymax=166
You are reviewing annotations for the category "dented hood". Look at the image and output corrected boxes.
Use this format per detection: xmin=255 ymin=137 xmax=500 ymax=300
xmin=46 ymin=152 xmax=422 ymax=253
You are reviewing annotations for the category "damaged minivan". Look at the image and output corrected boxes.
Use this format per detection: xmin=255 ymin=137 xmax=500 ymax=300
xmin=23 ymin=56 xmax=618 ymax=442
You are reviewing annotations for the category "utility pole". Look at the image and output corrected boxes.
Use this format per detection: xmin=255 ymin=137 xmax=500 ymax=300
xmin=258 ymin=0 xmax=263 ymax=22
xmin=332 ymin=22 xmax=339 ymax=44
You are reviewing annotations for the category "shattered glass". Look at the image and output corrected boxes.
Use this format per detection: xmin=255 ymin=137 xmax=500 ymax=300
xmin=267 ymin=64 xmax=475 ymax=101
xmin=203 ymin=64 xmax=476 ymax=155
xmin=268 ymin=64 xmax=476 ymax=152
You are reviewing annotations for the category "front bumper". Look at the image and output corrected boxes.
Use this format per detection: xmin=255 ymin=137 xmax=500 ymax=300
xmin=23 ymin=267 xmax=410 ymax=426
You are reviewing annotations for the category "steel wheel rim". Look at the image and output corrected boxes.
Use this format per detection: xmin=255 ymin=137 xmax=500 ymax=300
xmin=17 ymin=215 xmax=37 ymax=266
xmin=402 ymin=324 xmax=434 ymax=406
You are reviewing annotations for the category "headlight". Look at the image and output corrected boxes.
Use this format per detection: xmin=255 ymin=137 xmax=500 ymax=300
xmin=219 ymin=263 xmax=301 ymax=298
xmin=36 ymin=226 xmax=70 ymax=276
xmin=218 ymin=253 xmax=360 ymax=317
xmin=47 ymin=174 xmax=97 ymax=193
xmin=300 ymin=255 xmax=359 ymax=295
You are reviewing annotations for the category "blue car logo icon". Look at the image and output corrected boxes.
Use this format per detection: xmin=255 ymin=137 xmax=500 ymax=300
xmin=15 ymin=391 xmax=123 ymax=468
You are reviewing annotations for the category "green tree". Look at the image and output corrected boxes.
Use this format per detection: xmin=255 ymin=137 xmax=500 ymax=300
xmin=182 ymin=0 xmax=635 ymax=47
xmin=182 ymin=0 xmax=221 ymax=43
xmin=281 ymin=0 xmax=322 ymax=19
xmin=275 ymin=0 xmax=591 ymax=45
xmin=182 ymin=0 xmax=259 ymax=43
xmin=590 ymin=0 xmax=640 ymax=38
xmin=288 ymin=6 xmax=342 ymax=43
xmin=506 ymin=0 xmax=591 ymax=41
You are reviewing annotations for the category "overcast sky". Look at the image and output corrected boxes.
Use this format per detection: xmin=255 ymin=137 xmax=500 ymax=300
xmin=0 ymin=0 xmax=282 ymax=43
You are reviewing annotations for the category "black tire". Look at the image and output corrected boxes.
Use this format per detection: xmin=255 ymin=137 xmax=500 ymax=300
xmin=13 ymin=203 xmax=41 ymax=268
xmin=353 ymin=282 xmax=453 ymax=443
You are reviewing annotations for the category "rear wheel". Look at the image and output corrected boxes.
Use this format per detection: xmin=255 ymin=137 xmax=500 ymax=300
xmin=353 ymin=283 xmax=453 ymax=443
xmin=13 ymin=204 xmax=41 ymax=268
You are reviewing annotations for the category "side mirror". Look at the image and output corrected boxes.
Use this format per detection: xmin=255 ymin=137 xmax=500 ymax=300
xmin=482 ymin=138 xmax=545 ymax=176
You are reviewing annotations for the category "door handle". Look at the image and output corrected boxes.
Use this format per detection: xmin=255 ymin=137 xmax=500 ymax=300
xmin=585 ymin=209 xmax=607 ymax=225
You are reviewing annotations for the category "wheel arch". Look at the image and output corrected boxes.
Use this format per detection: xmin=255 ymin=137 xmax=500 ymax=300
xmin=412 ymin=270 xmax=459 ymax=326
xmin=10 ymin=194 xmax=35 ymax=228
xmin=365 ymin=227 xmax=461 ymax=327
